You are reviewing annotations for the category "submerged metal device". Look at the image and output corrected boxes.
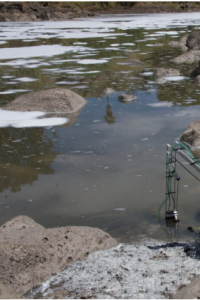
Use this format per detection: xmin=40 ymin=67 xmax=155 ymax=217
xmin=165 ymin=142 xmax=200 ymax=223
xmin=165 ymin=143 xmax=180 ymax=222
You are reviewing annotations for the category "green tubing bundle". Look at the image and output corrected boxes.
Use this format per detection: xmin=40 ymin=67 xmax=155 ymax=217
xmin=158 ymin=141 xmax=200 ymax=219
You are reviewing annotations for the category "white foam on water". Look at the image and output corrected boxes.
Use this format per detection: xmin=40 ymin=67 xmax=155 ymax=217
xmin=67 ymin=70 xmax=100 ymax=75
xmin=105 ymin=47 xmax=119 ymax=51
xmin=0 ymin=59 xmax=43 ymax=66
xmin=184 ymin=99 xmax=197 ymax=104
xmin=164 ymin=76 xmax=186 ymax=81
xmin=0 ymin=41 xmax=7 ymax=44
xmin=147 ymin=102 xmax=173 ymax=108
xmin=56 ymin=81 xmax=79 ymax=85
xmin=15 ymin=77 xmax=38 ymax=82
xmin=122 ymin=43 xmax=135 ymax=46
xmin=110 ymin=44 xmax=119 ymax=46
xmin=141 ymin=138 xmax=149 ymax=141
xmin=155 ymin=30 xmax=179 ymax=35
xmin=0 ymin=109 xmax=68 ymax=128
xmin=73 ymin=42 xmax=88 ymax=45
xmin=77 ymin=59 xmax=108 ymax=64
xmin=0 ymin=45 xmax=94 ymax=60
xmin=0 ymin=89 xmax=30 ymax=94
xmin=0 ymin=13 xmax=200 ymax=46
xmin=114 ymin=208 xmax=126 ymax=211
xmin=140 ymin=72 xmax=154 ymax=76
xmin=2 ymin=76 xmax=14 ymax=79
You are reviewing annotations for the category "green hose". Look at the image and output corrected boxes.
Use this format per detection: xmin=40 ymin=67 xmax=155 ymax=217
xmin=158 ymin=141 xmax=200 ymax=219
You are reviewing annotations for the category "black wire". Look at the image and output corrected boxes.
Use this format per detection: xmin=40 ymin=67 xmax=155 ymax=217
xmin=176 ymin=179 xmax=179 ymax=212
xmin=170 ymin=154 xmax=200 ymax=182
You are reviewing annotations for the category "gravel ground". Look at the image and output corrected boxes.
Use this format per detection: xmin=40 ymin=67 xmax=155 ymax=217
xmin=28 ymin=239 xmax=200 ymax=299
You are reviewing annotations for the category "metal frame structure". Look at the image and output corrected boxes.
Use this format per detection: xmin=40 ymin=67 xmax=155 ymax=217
xmin=165 ymin=142 xmax=200 ymax=222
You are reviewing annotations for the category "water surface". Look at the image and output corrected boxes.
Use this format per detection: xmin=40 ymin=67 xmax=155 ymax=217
xmin=1 ymin=13 xmax=200 ymax=243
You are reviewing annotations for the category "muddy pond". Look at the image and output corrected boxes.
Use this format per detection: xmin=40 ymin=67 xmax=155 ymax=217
xmin=1 ymin=13 xmax=200 ymax=243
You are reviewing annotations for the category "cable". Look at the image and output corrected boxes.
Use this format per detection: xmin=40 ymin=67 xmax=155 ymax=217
xmin=158 ymin=141 xmax=200 ymax=219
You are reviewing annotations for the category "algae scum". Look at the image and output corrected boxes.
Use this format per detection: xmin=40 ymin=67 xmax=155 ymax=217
xmin=2 ymin=13 xmax=200 ymax=243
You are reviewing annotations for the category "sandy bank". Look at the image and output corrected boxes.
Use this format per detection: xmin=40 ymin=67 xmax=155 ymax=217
xmin=0 ymin=216 xmax=117 ymax=299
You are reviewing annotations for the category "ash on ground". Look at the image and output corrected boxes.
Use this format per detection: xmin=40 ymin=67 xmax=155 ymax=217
xmin=27 ymin=239 xmax=200 ymax=299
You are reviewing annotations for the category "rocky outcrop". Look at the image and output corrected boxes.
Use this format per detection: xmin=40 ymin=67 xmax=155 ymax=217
xmin=0 ymin=216 xmax=117 ymax=298
xmin=186 ymin=31 xmax=200 ymax=50
xmin=2 ymin=88 xmax=86 ymax=113
xmin=180 ymin=120 xmax=200 ymax=147
xmin=171 ymin=50 xmax=200 ymax=64
xmin=118 ymin=94 xmax=136 ymax=102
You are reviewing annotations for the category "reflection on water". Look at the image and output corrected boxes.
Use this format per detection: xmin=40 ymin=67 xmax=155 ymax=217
xmin=104 ymin=96 xmax=116 ymax=125
xmin=1 ymin=14 xmax=200 ymax=243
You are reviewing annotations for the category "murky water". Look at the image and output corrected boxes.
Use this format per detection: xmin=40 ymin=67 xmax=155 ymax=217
xmin=1 ymin=13 xmax=200 ymax=243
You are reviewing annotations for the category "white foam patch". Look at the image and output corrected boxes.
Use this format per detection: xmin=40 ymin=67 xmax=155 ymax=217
xmin=148 ymin=102 xmax=173 ymax=108
xmin=140 ymin=72 xmax=153 ymax=76
xmin=0 ymin=45 xmax=94 ymax=60
xmin=0 ymin=13 xmax=200 ymax=45
xmin=155 ymin=30 xmax=179 ymax=35
xmin=77 ymin=59 xmax=108 ymax=65
xmin=164 ymin=76 xmax=186 ymax=81
xmin=67 ymin=70 xmax=100 ymax=75
xmin=0 ymin=89 xmax=30 ymax=94
xmin=0 ymin=109 xmax=68 ymax=128
xmin=122 ymin=43 xmax=135 ymax=46
xmin=15 ymin=77 xmax=38 ymax=82
xmin=0 ymin=59 xmax=43 ymax=66
xmin=114 ymin=208 xmax=126 ymax=211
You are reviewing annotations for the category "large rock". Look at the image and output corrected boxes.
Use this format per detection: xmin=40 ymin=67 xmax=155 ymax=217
xmin=0 ymin=216 xmax=117 ymax=298
xmin=168 ymin=34 xmax=188 ymax=51
xmin=171 ymin=50 xmax=200 ymax=64
xmin=186 ymin=31 xmax=200 ymax=50
xmin=155 ymin=68 xmax=180 ymax=77
xmin=189 ymin=60 xmax=200 ymax=78
xmin=2 ymin=88 xmax=86 ymax=113
xmin=118 ymin=94 xmax=136 ymax=102
xmin=180 ymin=120 xmax=200 ymax=147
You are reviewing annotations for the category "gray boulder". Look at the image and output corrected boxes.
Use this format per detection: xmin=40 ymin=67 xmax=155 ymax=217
xmin=171 ymin=50 xmax=200 ymax=64
xmin=186 ymin=31 xmax=200 ymax=50
xmin=189 ymin=60 xmax=200 ymax=78
xmin=180 ymin=120 xmax=200 ymax=147
xmin=156 ymin=77 xmax=166 ymax=84
xmin=155 ymin=68 xmax=180 ymax=77
xmin=118 ymin=94 xmax=136 ymax=102
xmin=2 ymin=88 xmax=86 ymax=112
xmin=168 ymin=34 xmax=188 ymax=52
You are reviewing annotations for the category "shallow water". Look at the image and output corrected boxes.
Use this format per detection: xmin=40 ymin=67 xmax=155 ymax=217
xmin=1 ymin=13 xmax=200 ymax=243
